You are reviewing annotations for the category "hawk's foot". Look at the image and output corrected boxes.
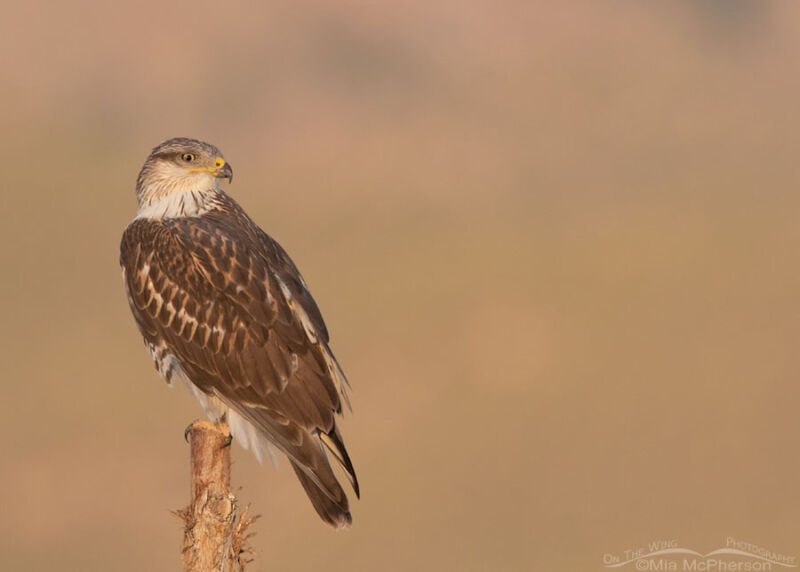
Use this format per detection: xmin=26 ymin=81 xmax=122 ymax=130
xmin=183 ymin=419 xmax=231 ymax=445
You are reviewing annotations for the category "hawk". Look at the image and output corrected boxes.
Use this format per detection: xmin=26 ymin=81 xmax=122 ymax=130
xmin=120 ymin=138 xmax=359 ymax=528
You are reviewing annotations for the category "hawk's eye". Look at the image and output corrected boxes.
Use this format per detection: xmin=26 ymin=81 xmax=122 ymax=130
xmin=181 ymin=153 xmax=196 ymax=163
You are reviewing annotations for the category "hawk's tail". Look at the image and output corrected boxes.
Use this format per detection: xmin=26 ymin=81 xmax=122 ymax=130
xmin=222 ymin=402 xmax=359 ymax=528
xmin=290 ymin=460 xmax=352 ymax=528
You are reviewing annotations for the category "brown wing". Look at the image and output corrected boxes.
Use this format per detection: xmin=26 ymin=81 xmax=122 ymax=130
xmin=120 ymin=210 xmax=358 ymax=526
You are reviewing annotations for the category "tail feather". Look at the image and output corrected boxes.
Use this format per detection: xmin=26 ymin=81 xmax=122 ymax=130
xmin=318 ymin=425 xmax=360 ymax=498
xmin=291 ymin=460 xmax=352 ymax=528
xmin=214 ymin=398 xmax=358 ymax=528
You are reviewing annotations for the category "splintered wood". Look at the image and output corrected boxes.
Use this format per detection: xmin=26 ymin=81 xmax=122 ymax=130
xmin=177 ymin=420 xmax=257 ymax=572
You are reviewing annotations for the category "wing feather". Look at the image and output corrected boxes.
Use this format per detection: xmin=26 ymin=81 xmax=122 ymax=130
xmin=120 ymin=202 xmax=357 ymax=524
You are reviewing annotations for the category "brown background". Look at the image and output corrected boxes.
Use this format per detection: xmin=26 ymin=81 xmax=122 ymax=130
xmin=1 ymin=1 xmax=799 ymax=570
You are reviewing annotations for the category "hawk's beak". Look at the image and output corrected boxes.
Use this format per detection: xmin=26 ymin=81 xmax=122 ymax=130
xmin=186 ymin=157 xmax=233 ymax=183
xmin=215 ymin=161 xmax=233 ymax=183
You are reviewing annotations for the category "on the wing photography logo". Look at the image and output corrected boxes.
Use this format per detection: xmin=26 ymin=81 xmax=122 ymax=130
xmin=602 ymin=537 xmax=796 ymax=571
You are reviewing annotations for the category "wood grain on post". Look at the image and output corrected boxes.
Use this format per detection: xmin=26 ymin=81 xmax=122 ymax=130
xmin=178 ymin=420 xmax=257 ymax=572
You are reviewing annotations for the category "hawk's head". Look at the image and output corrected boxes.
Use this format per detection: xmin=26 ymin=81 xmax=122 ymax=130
xmin=136 ymin=137 xmax=233 ymax=206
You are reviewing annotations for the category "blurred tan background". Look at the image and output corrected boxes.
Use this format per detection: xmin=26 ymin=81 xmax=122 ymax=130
xmin=1 ymin=1 xmax=799 ymax=570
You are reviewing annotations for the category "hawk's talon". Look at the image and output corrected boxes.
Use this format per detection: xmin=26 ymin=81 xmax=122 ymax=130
xmin=221 ymin=432 xmax=233 ymax=449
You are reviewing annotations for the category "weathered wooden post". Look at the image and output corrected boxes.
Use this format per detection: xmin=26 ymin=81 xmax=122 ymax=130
xmin=178 ymin=420 xmax=257 ymax=571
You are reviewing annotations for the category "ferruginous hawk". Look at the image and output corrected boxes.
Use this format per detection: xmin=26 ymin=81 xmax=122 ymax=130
xmin=120 ymin=138 xmax=359 ymax=528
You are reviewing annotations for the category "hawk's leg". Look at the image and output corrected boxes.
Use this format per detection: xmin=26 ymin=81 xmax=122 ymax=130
xmin=217 ymin=412 xmax=233 ymax=449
